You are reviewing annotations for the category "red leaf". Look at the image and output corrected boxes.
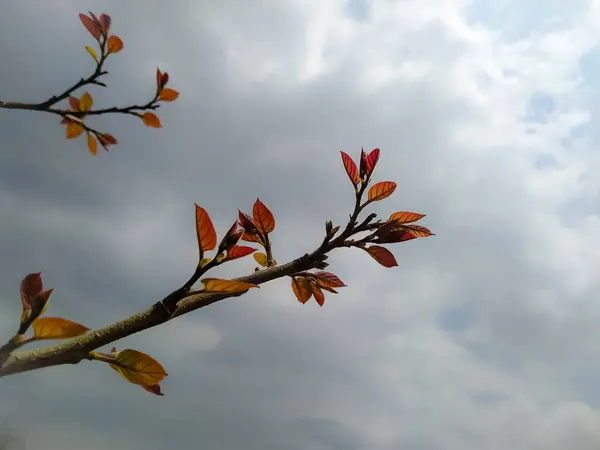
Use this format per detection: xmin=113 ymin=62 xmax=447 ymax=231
xmin=365 ymin=148 xmax=380 ymax=177
xmin=99 ymin=13 xmax=111 ymax=33
xmin=376 ymin=230 xmax=417 ymax=244
xmin=389 ymin=211 xmax=425 ymax=224
xmin=367 ymin=181 xmax=397 ymax=202
xmin=219 ymin=221 xmax=242 ymax=252
xmin=363 ymin=245 xmax=398 ymax=268
xmin=98 ymin=133 xmax=118 ymax=150
xmin=195 ymin=204 xmax=217 ymax=257
xmin=68 ymin=96 xmax=80 ymax=112
xmin=238 ymin=210 xmax=259 ymax=234
xmin=359 ymin=148 xmax=368 ymax=179
xmin=291 ymin=277 xmax=313 ymax=304
xmin=340 ymin=151 xmax=360 ymax=186
xmin=312 ymin=285 xmax=325 ymax=306
xmin=79 ymin=13 xmax=101 ymax=40
xmin=225 ymin=245 xmax=257 ymax=261
xmin=252 ymin=198 xmax=275 ymax=234
xmin=142 ymin=384 xmax=164 ymax=396
xmin=20 ymin=272 xmax=43 ymax=311
xmin=312 ymin=271 xmax=346 ymax=289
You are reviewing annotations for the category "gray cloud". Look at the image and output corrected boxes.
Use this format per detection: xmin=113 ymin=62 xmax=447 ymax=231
xmin=1 ymin=1 xmax=600 ymax=449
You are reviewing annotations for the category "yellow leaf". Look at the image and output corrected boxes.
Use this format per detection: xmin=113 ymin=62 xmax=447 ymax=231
xmin=159 ymin=88 xmax=179 ymax=102
xmin=88 ymin=134 xmax=97 ymax=155
xmin=107 ymin=35 xmax=124 ymax=54
xmin=108 ymin=349 xmax=168 ymax=387
xmin=66 ymin=122 xmax=84 ymax=139
xmin=85 ymin=45 xmax=98 ymax=62
xmin=201 ymin=278 xmax=258 ymax=294
xmin=142 ymin=112 xmax=161 ymax=128
xmin=79 ymin=92 xmax=93 ymax=112
xmin=32 ymin=317 xmax=89 ymax=340
xmin=253 ymin=252 xmax=268 ymax=267
xmin=368 ymin=181 xmax=397 ymax=202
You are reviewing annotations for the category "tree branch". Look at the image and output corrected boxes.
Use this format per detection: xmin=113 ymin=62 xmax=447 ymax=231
xmin=0 ymin=244 xmax=328 ymax=378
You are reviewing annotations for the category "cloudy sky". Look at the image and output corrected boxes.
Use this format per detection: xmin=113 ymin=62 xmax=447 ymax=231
xmin=1 ymin=0 xmax=600 ymax=448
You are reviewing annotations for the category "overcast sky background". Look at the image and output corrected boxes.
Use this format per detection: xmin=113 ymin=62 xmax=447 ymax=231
xmin=1 ymin=0 xmax=600 ymax=449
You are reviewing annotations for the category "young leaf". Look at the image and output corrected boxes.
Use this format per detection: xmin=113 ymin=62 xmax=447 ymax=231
xmin=20 ymin=272 xmax=43 ymax=312
xmin=253 ymin=198 xmax=275 ymax=234
xmin=194 ymin=204 xmax=217 ymax=258
xmin=398 ymin=224 xmax=434 ymax=237
xmin=365 ymin=148 xmax=380 ymax=177
xmin=340 ymin=151 xmax=360 ymax=186
xmin=32 ymin=317 xmax=89 ymax=340
xmin=79 ymin=13 xmax=101 ymax=40
xmin=68 ymin=96 xmax=80 ymax=111
xmin=85 ymin=45 xmax=98 ymax=62
xmin=291 ymin=277 xmax=312 ymax=304
xmin=142 ymin=112 xmax=161 ymax=128
xmin=225 ymin=245 xmax=257 ymax=261
xmin=79 ymin=92 xmax=93 ymax=112
xmin=108 ymin=349 xmax=168 ymax=387
xmin=107 ymin=35 xmax=124 ymax=53
xmin=156 ymin=68 xmax=169 ymax=90
xmin=241 ymin=232 xmax=261 ymax=243
xmin=99 ymin=13 xmax=111 ymax=33
xmin=389 ymin=211 xmax=425 ymax=224
xmin=142 ymin=384 xmax=164 ymax=396
xmin=312 ymin=271 xmax=346 ymax=289
xmin=367 ymin=181 xmax=397 ymax=202
xmin=375 ymin=229 xmax=417 ymax=244
xmin=363 ymin=245 xmax=398 ymax=268
xmin=200 ymin=278 xmax=259 ymax=294
xmin=253 ymin=252 xmax=268 ymax=267
xmin=98 ymin=133 xmax=118 ymax=150
xmin=87 ymin=134 xmax=97 ymax=155
xmin=66 ymin=122 xmax=84 ymax=139
xmin=159 ymin=88 xmax=179 ymax=102
xmin=312 ymin=285 xmax=325 ymax=307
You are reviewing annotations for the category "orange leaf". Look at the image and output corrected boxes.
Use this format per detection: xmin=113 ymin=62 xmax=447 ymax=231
xmin=32 ymin=317 xmax=89 ymax=340
xmin=253 ymin=252 xmax=268 ymax=267
xmin=253 ymin=198 xmax=275 ymax=234
xmin=389 ymin=211 xmax=425 ymax=224
xmin=66 ymin=122 xmax=84 ymax=139
xmin=291 ymin=277 xmax=312 ymax=304
xmin=200 ymin=278 xmax=258 ymax=294
xmin=225 ymin=245 xmax=256 ymax=261
xmin=399 ymin=224 xmax=434 ymax=237
xmin=312 ymin=285 xmax=325 ymax=306
xmin=241 ymin=232 xmax=261 ymax=243
xmin=108 ymin=349 xmax=168 ymax=387
xmin=367 ymin=181 xmax=397 ymax=202
xmin=79 ymin=92 xmax=93 ymax=112
xmin=142 ymin=112 xmax=161 ymax=128
xmin=79 ymin=13 xmax=101 ymax=40
xmin=194 ymin=204 xmax=217 ymax=257
xmin=159 ymin=88 xmax=179 ymax=102
xmin=363 ymin=245 xmax=398 ymax=267
xmin=341 ymin=151 xmax=360 ymax=186
xmin=142 ymin=384 xmax=164 ymax=396
xmin=88 ymin=134 xmax=97 ymax=155
xmin=107 ymin=35 xmax=124 ymax=53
